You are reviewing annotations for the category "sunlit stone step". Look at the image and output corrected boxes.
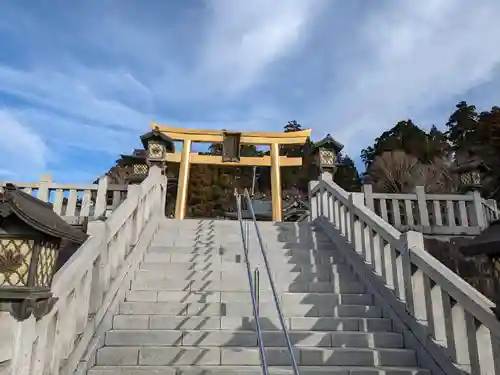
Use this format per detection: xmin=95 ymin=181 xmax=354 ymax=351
xmin=104 ymin=329 xmax=403 ymax=348
xmin=95 ymin=346 xmax=417 ymax=367
xmin=118 ymin=302 xmax=381 ymax=318
xmin=89 ymin=365 xmax=430 ymax=375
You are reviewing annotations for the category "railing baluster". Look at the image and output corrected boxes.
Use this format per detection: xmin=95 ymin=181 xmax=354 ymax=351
xmin=234 ymin=193 xmax=269 ymax=375
xmin=309 ymin=179 xmax=500 ymax=375
xmin=243 ymin=189 xmax=300 ymax=375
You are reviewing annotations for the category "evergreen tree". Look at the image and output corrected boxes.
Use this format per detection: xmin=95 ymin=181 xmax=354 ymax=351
xmin=334 ymin=155 xmax=362 ymax=192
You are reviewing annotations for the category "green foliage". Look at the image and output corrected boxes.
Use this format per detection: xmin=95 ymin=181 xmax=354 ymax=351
xmin=334 ymin=155 xmax=362 ymax=192
xmin=446 ymin=102 xmax=500 ymax=199
xmin=361 ymin=120 xmax=449 ymax=168
xmin=361 ymin=100 xmax=500 ymax=200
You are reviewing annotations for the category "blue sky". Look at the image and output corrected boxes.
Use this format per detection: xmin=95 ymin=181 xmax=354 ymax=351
xmin=1 ymin=1 xmax=500 ymax=183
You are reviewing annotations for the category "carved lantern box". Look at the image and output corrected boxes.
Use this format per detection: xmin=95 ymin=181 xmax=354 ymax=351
xmin=222 ymin=131 xmax=241 ymax=163
xmin=118 ymin=150 xmax=150 ymax=184
xmin=450 ymin=154 xmax=490 ymax=192
xmin=140 ymin=126 xmax=175 ymax=168
xmin=308 ymin=134 xmax=344 ymax=178
xmin=0 ymin=184 xmax=87 ymax=321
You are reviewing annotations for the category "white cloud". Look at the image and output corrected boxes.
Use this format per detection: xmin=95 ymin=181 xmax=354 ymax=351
xmin=1 ymin=0 xmax=500 ymax=180
xmin=315 ymin=0 xmax=500 ymax=155
xmin=197 ymin=0 xmax=325 ymax=95
xmin=0 ymin=110 xmax=49 ymax=179
xmin=0 ymin=65 xmax=154 ymax=130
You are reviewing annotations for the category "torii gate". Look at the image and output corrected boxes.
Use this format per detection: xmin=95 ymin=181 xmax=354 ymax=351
xmin=151 ymin=123 xmax=311 ymax=221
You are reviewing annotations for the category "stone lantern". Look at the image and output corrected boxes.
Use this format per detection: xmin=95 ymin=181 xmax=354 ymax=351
xmin=308 ymin=134 xmax=344 ymax=180
xmin=117 ymin=150 xmax=150 ymax=184
xmin=450 ymin=154 xmax=490 ymax=192
xmin=140 ymin=126 xmax=175 ymax=171
xmin=0 ymin=184 xmax=87 ymax=321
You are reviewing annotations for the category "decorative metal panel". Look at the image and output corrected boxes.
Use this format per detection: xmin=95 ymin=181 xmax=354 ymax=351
xmin=319 ymin=148 xmax=335 ymax=166
xmin=35 ymin=241 xmax=58 ymax=287
xmin=222 ymin=132 xmax=241 ymax=162
xmin=460 ymin=171 xmax=481 ymax=186
xmin=133 ymin=164 xmax=149 ymax=175
xmin=148 ymin=143 xmax=164 ymax=159
xmin=0 ymin=239 xmax=34 ymax=287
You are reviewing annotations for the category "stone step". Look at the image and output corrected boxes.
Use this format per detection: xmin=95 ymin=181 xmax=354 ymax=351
xmin=154 ymin=235 xmax=332 ymax=242
xmin=130 ymin=279 xmax=365 ymax=293
xmin=112 ymin=316 xmax=393 ymax=332
xmin=152 ymin=230 xmax=331 ymax=247
xmin=104 ymin=329 xmax=403 ymax=348
xmin=135 ymin=264 xmax=355 ymax=280
xmin=95 ymin=346 xmax=417 ymax=366
xmin=142 ymin=253 xmax=343 ymax=265
xmin=125 ymin=291 xmax=370 ymax=304
xmin=118 ymin=302 xmax=381 ymax=318
xmin=156 ymin=226 xmax=323 ymax=233
xmin=143 ymin=253 xmax=342 ymax=265
xmin=89 ymin=365 xmax=430 ymax=375
xmin=139 ymin=260 xmax=344 ymax=271
xmin=151 ymin=242 xmax=335 ymax=251
xmin=148 ymin=246 xmax=336 ymax=256
xmin=138 ymin=262 xmax=349 ymax=274
xmin=132 ymin=270 xmax=357 ymax=285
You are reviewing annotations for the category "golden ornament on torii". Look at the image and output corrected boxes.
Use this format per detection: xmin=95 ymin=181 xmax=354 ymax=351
xmin=147 ymin=122 xmax=311 ymax=221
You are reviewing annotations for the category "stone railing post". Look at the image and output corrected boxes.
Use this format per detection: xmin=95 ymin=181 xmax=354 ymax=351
xmin=37 ymin=173 xmax=52 ymax=202
xmin=362 ymin=184 xmax=374 ymax=211
xmin=6 ymin=315 xmax=37 ymax=375
xmin=93 ymin=175 xmax=109 ymax=218
xmin=318 ymin=172 xmax=332 ymax=218
xmin=160 ymin=175 xmax=168 ymax=218
xmin=486 ymin=199 xmax=499 ymax=220
xmin=397 ymin=231 xmax=424 ymax=315
xmin=414 ymin=186 xmax=430 ymax=228
xmin=86 ymin=220 xmax=109 ymax=314
xmin=471 ymin=190 xmax=487 ymax=230
xmin=308 ymin=181 xmax=319 ymax=222
xmin=349 ymin=192 xmax=365 ymax=252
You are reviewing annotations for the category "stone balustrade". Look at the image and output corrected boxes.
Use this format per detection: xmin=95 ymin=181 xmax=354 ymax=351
xmin=310 ymin=176 xmax=500 ymax=375
xmin=0 ymin=175 xmax=129 ymax=224
xmin=362 ymin=184 xmax=499 ymax=237
xmin=0 ymin=166 xmax=167 ymax=375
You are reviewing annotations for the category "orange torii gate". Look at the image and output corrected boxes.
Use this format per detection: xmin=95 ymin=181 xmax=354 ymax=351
xmin=150 ymin=123 xmax=311 ymax=221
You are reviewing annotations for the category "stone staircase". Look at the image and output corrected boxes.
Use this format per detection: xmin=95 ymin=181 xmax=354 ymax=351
xmin=88 ymin=219 xmax=430 ymax=375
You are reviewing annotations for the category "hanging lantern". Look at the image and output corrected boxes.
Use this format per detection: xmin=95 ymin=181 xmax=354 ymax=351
xmin=140 ymin=126 xmax=175 ymax=169
xmin=308 ymin=134 xmax=344 ymax=178
xmin=0 ymin=184 xmax=87 ymax=321
xmin=450 ymin=154 xmax=490 ymax=192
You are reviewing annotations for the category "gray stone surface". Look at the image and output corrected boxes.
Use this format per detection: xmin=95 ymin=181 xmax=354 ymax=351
xmin=88 ymin=219 xmax=430 ymax=375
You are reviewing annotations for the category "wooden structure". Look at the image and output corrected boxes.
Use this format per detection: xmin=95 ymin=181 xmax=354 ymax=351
xmin=308 ymin=133 xmax=344 ymax=178
xmin=0 ymin=184 xmax=88 ymax=321
xmin=151 ymin=122 xmax=311 ymax=221
xmin=116 ymin=149 xmax=149 ymax=183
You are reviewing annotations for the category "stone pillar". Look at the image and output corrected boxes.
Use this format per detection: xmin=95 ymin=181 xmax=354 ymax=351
xmin=270 ymin=143 xmax=282 ymax=222
xmin=175 ymin=139 xmax=192 ymax=219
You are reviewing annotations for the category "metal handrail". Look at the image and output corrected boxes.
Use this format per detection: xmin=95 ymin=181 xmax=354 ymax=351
xmin=235 ymin=193 xmax=269 ymax=375
xmin=243 ymin=189 xmax=301 ymax=375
